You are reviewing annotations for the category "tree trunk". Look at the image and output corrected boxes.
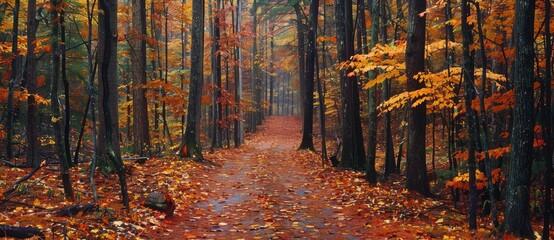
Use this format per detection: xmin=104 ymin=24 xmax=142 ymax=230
xmin=336 ymin=0 xmax=366 ymax=170
xmin=298 ymin=0 xmax=318 ymax=151
xmin=381 ymin=0 xmax=395 ymax=177
xmin=211 ymin=0 xmax=223 ymax=149
xmin=461 ymin=0 xmax=478 ymax=228
xmin=178 ymin=0 xmax=205 ymax=161
xmin=51 ymin=0 xmax=74 ymax=201
xmin=60 ymin=9 xmax=72 ymax=168
xmin=233 ymin=0 xmax=244 ymax=147
xmin=99 ymin=0 xmax=130 ymax=209
xmin=405 ymin=0 xmax=431 ymax=196
xmin=474 ymin=1 xmax=498 ymax=227
xmin=5 ymin=0 xmax=19 ymax=160
xmin=366 ymin=0 xmax=378 ymax=183
xmin=543 ymin=0 xmax=553 ymax=238
xmin=98 ymin=0 xmax=121 ymax=159
xmin=269 ymin=26 xmax=275 ymax=116
xmin=25 ymin=0 xmax=39 ymax=168
xmin=131 ymin=0 xmax=150 ymax=156
xmin=503 ymin=0 xmax=535 ymax=237
xmin=294 ymin=3 xmax=306 ymax=118
xmin=181 ymin=0 xmax=188 ymax=137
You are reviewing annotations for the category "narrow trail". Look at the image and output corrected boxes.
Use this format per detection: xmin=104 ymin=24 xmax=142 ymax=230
xmin=163 ymin=116 xmax=367 ymax=239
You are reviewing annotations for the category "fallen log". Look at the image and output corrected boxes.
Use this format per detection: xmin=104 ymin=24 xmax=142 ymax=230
xmin=0 ymin=225 xmax=45 ymax=239
xmin=3 ymin=161 xmax=46 ymax=198
xmin=55 ymin=203 xmax=98 ymax=217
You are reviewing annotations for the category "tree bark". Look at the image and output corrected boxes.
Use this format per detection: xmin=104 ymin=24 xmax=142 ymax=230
xmin=336 ymin=0 xmax=366 ymax=170
xmin=98 ymin=0 xmax=121 ymax=159
xmin=99 ymin=0 xmax=130 ymax=209
xmin=543 ymin=0 xmax=553 ymax=238
xmin=293 ymin=3 xmax=306 ymax=118
xmin=298 ymin=0 xmax=318 ymax=151
xmin=51 ymin=0 xmax=74 ymax=201
xmin=503 ymin=0 xmax=535 ymax=237
xmin=25 ymin=0 xmax=39 ymax=168
xmin=233 ymin=0 xmax=244 ymax=147
xmin=405 ymin=0 xmax=431 ymax=196
xmin=178 ymin=0 xmax=205 ymax=161
xmin=461 ymin=0 xmax=477 ymax=229
xmin=5 ymin=0 xmax=20 ymax=160
xmin=366 ymin=0 xmax=379 ymax=183
xmin=131 ymin=0 xmax=150 ymax=156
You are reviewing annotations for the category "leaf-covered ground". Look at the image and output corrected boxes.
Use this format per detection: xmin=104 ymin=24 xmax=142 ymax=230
xmin=0 ymin=116 xmax=549 ymax=239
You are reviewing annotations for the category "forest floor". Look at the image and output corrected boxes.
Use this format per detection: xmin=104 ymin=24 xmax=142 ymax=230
xmin=0 ymin=116 xmax=548 ymax=239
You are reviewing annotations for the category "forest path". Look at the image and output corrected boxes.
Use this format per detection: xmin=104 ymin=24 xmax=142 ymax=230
xmin=162 ymin=116 xmax=368 ymax=239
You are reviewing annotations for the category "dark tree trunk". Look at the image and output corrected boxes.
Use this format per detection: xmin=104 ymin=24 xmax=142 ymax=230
xmin=336 ymin=0 xmax=366 ymax=170
xmin=5 ymin=0 xmax=19 ymax=160
xmin=269 ymin=26 xmax=275 ymax=116
xmin=163 ymin=4 xmax=172 ymax=145
xmin=381 ymin=0 xmax=395 ymax=177
xmin=99 ymin=0 xmax=130 ymax=209
xmin=51 ymin=0 xmax=74 ymax=201
xmin=543 ymin=0 xmax=553 ymax=238
xmin=298 ymin=0 xmax=318 ymax=151
xmin=60 ymin=9 xmax=72 ymax=168
xmin=25 ymin=0 xmax=39 ymax=168
xmin=211 ymin=0 xmax=223 ymax=149
xmin=366 ymin=0 xmax=379 ymax=183
xmin=405 ymin=0 xmax=431 ymax=196
xmin=294 ymin=3 xmax=306 ymax=118
xmin=461 ymin=0 xmax=477 ymax=229
xmin=98 ymin=0 xmax=121 ymax=159
xmin=178 ymin=0 xmax=205 ymax=161
xmin=474 ymin=1 xmax=498 ymax=227
xmin=317 ymin=0 xmax=328 ymax=164
xmin=131 ymin=0 xmax=150 ymax=156
xmin=503 ymin=0 xmax=535 ymax=237
xmin=250 ymin=0 xmax=260 ymax=132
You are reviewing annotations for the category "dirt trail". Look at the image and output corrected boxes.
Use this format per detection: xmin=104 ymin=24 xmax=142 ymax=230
xmin=162 ymin=116 xmax=367 ymax=239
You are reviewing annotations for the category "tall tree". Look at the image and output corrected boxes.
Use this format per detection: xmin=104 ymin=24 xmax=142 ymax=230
xmin=503 ymin=0 xmax=535 ymax=237
xmin=98 ymin=0 xmax=121 ymax=159
xmin=60 ymin=7 xmax=72 ymax=167
xmin=461 ymin=0 xmax=478 ymax=229
xmin=25 ymin=0 xmax=39 ymax=168
xmin=404 ymin=0 xmax=431 ymax=196
xmin=99 ymin=0 xmax=130 ymax=209
xmin=234 ymin=0 xmax=244 ymax=147
xmin=336 ymin=0 xmax=365 ymax=170
xmin=51 ymin=0 xmax=74 ymax=201
xmin=293 ymin=1 xmax=305 ymax=118
xmin=131 ymin=0 xmax=150 ymax=156
xmin=381 ymin=0 xmax=395 ymax=178
xmin=211 ymin=0 xmax=223 ymax=148
xmin=298 ymin=0 xmax=318 ymax=151
xmin=542 ymin=0 xmax=552 ymax=238
xmin=366 ymin=0 xmax=379 ymax=183
xmin=5 ymin=0 xmax=20 ymax=160
xmin=178 ymin=0 xmax=205 ymax=161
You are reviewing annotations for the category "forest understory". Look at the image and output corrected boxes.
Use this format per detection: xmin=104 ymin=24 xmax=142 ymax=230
xmin=0 ymin=116 xmax=549 ymax=239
